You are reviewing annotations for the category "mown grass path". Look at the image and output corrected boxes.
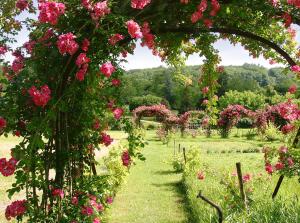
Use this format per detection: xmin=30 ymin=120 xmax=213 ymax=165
xmin=105 ymin=132 xmax=189 ymax=223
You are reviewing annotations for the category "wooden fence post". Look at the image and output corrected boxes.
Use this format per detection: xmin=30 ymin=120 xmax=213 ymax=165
xmin=272 ymin=175 xmax=284 ymax=199
xmin=173 ymin=139 xmax=176 ymax=156
xmin=197 ymin=191 xmax=223 ymax=223
xmin=178 ymin=143 xmax=181 ymax=153
xmin=236 ymin=162 xmax=247 ymax=209
xmin=183 ymin=147 xmax=187 ymax=164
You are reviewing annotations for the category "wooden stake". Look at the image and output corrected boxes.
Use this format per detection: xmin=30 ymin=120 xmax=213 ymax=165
xmin=173 ymin=139 xmax=176 ymax=156
xmin=272 ymin=175 xmax=284 ymax=199
xmin=183 ymin=147 xmax=187 ymax=164
xmin=197 ymin=191 xmax=223 ymax=223
xmin=236 ymin=162 xmax=247 ymax=209
xmin=178 ymin=143 xmax=181 ymax=153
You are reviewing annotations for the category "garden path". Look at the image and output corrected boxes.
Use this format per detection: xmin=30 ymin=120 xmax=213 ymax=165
xmin=105 ymin=132 xmax=189 ymax=223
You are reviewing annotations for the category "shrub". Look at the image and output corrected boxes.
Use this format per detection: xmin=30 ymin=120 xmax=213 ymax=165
xmin=237 ymin=117 xmax=254 ymax=128
xmin=129 ymin=95 xmax=170 ymax=111
xmin=219 ymin=90 xmax=266 ymax=111
xmin=218 ymin=105 xmax=251 ymax=138
xmin=262 ymin=122 xmax=283 ymax=141
xmin=172 ymin=155 xmax=185 ymax=172
xmin=146 ymin=124 xmax=156 ymax=130
xmin=242 ymin=148 xmax=260 ymax=153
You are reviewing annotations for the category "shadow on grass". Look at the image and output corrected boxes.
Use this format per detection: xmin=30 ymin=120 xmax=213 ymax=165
xmin=154 ymin=170 xmax=178 ymax=175
xmin=152 ymin=180 xmax=198 ymax=223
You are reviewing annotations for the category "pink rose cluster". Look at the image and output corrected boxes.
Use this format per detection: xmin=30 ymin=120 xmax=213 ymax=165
xmin=180 ymin=0 xmax=189 ymax=4
xmin=12 ymin=51 xmax=24 ymax=74
xmin=52 ymin=188 xmax=64 ymax=199
xmin=100 ymin=132 xmax=113 ymax=146
xmin=277 ymin=100 xmax=300 ymax=121
xmin=76 ymin=39 xmax=91 ymax=81
xmin=291 ymin=65 xmax=300 ymax=74
xmin=70 ymin=193 xmax=106 ymax=223
xmin=82 ymin=0 xmax=110 ymax=21
xmin=111 ymin=78 xmax=121 ymax=86
xmin=131 ymin=0 xmax=151 ymax=9
xmin=288 ymin=84 xmax=297 ymax=94
xmin=0 ymin=117 xmax=7 ymax=130
xmin=57 ymin=33 xmax=79 ymax=55
xmin=201 ymin=86 xmax=209 ymax=94
xmin=113 ymin=108 xmax=124 ymax=120
xmin=16 ymin=0 xmax=29 ymax=11
xmin=263 ymin=146 xmax=295 ymax=175
xmin=109 ymin=34 xmax=124 ymax=46
xmin=93 ymin=118 xmax=100 ymax=130
xmin=28 ymin=85 xmax=51 ymax=107
xmin=253 ymin=100 xmax=299 ymax=135
xmin=121 ymin=150 xmax=131 ymax=167
xmin=106 ymin=196 xmax=113 ymax=204
xmin=23 ymin=40 xmax=36 ymax=54
xmin=287 ymin=0 xmax=300 ymax=8
xmin=218 ymin=104 xmax=249 ymax=128
xmin=0 ymin=45 xmax=7 ymax=55
xmin=69 ymin=193 xmax=105 ymax=223
xmin=38 ymin=1 xmax=65 ymax=25
xmin=100 ymin=62 xmax=116 ymax=78
xmin=282 ymin=12 xmax=292 ymax=27
xmin=141 ymin=22 xmax=156 ymax=53
xmin=91 ymin=1 xmax=111 ymax=20
xmin=197 ymin=171 xmax=205 ymax=180
xmin=76 ymin=53 xmax=91 ymax=81
xmin=81 ymin=38 xmax=90 ymax=52
xmin=5 ymin=200 xmax=27 ymax=220
xmin=126 ymin=20 xmax=143 ymax=39
xmin=0 ymin=157 xmax=18 ymax=177
xmin=242 ymin=173 xmax=251 ymax=183
xmin=191 ymin=0 xmax=220 ymax=26
xmin=133 ymin=104 xmax=173 ymax=122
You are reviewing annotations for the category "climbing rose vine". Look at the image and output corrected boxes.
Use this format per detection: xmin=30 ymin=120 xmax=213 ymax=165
xmin=0 ymin=0 xmax=300 ymax=222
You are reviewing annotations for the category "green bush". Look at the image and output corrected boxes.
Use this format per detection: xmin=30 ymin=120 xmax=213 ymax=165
xmin=172 ymin=155 xmax=185 ymax=172
xmin=237 ymin=117 xmax=254 ymax=128
xmin=262 ymin=122 xmax=283 ymax=141
xmin=129 ymin=94 xmax=170 ymax=111
xmin=219 ymin=90 xmax=266 ymax=111
xmin=146 ymin=124 xmax=156 ymax=130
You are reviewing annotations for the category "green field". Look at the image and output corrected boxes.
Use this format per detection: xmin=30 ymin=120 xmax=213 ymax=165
xmin=105 ymin=130 xmax=300 ymax=223
xmin=0 ymin=130 xmax=299 ymax=222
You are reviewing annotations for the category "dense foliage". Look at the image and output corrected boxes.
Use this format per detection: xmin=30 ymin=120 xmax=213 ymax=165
xmin=128 ymin=94 xmax=169 ymax=111
xmin=121 ymin=64 xmax=298 ymax=112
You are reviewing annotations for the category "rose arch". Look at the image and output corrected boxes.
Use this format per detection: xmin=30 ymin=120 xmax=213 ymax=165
xmin=0 ymin=0 xmax=299 ymax=221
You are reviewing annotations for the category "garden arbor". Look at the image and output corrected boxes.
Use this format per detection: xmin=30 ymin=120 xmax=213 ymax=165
xmin=0 ymin=0 xmax=299 ymax=222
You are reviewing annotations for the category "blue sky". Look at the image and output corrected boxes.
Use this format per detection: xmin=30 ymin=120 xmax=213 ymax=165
xmin=125 ymin=25 xmax=300 ymax=70
xmin=4 ymin=9 xmax=300 ymax=71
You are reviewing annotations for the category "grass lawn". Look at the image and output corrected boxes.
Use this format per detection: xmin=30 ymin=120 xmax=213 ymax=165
xmin=104 ymin=131 xmax=189 ymax=223
xmin=0 ymin=129 xmax=299 ymax=222
xmin=105 ymin=129 xmax=299 ymax=223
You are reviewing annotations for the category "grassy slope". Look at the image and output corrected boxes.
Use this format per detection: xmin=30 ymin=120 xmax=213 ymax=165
xmin=105 ymin=131 xmax=189 ymax=223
